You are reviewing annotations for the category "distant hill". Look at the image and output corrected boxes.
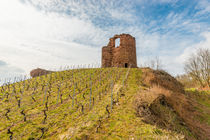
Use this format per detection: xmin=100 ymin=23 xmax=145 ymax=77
xmin=0 ymin=68 xmax=209 ymax=139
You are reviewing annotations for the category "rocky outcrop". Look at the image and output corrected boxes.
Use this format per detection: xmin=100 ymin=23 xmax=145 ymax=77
xmin=134 ymin=68 xmax=210 ymax=139
xmin=30 ymin=68 xmax=53 ymax=78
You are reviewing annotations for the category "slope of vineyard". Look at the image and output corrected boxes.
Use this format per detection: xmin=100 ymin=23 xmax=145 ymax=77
xmin=0 ymin=68 xmax=209 ymax=139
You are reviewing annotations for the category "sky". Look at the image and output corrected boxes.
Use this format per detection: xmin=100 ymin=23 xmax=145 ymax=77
xmin=0 ymin=0 xmax=210 ymax=83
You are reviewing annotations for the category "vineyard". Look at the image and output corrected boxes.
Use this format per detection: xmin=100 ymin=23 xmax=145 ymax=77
xmin=0 ymin=67 xmax=132 ymax=139
xmin=0 ymin=67 xmax=209 ymax=139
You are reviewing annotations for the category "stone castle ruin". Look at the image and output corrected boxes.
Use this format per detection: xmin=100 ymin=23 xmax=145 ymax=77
xmin=102 ymin=34 xmax=137 ymax=68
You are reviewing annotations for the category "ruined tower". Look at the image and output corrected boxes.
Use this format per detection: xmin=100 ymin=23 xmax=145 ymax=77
xmin=102 ymin=34 xmax=137 ymax=68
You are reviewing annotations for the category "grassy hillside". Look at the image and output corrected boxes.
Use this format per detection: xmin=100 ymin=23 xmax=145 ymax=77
xmin=0 ymin=68 xmax=209 ymax=139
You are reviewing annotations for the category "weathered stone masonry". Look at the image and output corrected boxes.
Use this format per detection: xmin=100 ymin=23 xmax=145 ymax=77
xmin=102 ymin=34 xmax=137 ymax=68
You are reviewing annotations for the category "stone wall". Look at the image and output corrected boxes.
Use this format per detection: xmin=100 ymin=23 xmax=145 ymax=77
xmin=102 ymin=34 xmax=137 ymax=68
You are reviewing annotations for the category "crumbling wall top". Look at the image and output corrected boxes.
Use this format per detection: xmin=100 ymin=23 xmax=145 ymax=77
xmin=112 ymin=34 xmax=134 ymax=39
xmin=107 ymin=34 xmax=135 ymax=47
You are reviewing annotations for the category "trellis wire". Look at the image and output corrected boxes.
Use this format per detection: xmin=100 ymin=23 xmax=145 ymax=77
xmin=0 ymin=63 xmax=134 ymax=139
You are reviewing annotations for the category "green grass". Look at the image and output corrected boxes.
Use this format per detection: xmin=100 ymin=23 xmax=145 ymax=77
xmin=185 ymin=89 xmax=210 ymax=126
xmin=0 ymin=68 xmax=208 ymax=139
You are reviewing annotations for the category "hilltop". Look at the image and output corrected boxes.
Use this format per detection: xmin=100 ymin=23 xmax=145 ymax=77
xmin=0 ymin=68 xmax=209 ymax=139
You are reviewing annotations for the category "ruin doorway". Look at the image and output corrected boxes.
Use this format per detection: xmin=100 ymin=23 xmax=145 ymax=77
xmin=125 ymin=63 xmax=128 ymax=68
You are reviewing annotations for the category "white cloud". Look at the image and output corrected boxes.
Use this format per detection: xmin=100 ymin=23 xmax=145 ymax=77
xmin=0 ymin=0 xmax=104 ymax=77
xmin=0 ymin=39 xmax=100 ymax=71
xmin=178 ymin=32 xmax=210 ymax=60
xmin=195 ymin=0 xmax=210 ymax=15
xmin=0 ymin=60 xmax=25 ymax=85
xmin=0 ymin=0 xmax=107 ymax=45
xmin=23 ymin=0 xmax=136 ymax=23
xmin=0 ymin=0 xmax=210 ymax=82
xmin=176 ymin=32 xmax=210 ymax=72
xmin=0 ymin=0 xmax=162 ymax=78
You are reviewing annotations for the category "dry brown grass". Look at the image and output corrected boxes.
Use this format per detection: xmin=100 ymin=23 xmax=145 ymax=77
xmin=141 ymin=67 xmax=184 ymax=93
xmin=134 ymin=68 xmax=210 ymax=140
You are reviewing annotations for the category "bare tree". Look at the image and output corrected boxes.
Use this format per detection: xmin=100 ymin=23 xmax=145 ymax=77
xmin=143 ymin=56 xmax=163 ymax=70
xmin=184 ymin=48 xmax=210 ymax=88
xmin=176 ymin=74 xmax=198 ymax=88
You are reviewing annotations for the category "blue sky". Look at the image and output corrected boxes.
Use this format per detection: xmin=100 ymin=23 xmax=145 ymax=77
xmin=0 ymin=0 xmax=210 ymax=83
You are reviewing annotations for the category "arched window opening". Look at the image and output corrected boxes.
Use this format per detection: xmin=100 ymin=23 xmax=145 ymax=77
xmin=115 ymin=38 xmax=120 ymax=48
